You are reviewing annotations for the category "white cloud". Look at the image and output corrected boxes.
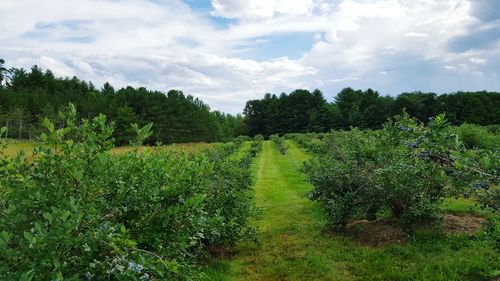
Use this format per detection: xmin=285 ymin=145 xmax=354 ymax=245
xmin=405 ymin=32 xmax=429 ymax=37
xmin=37 ymin=56 xmax=74 ymax=77
xmin=211 ymin=0 xmax=315 ymax=19
xmin=469 ymin=57 xmax=487 ymax=64
xmin=0 ymin=0 xmax=499 ymax=114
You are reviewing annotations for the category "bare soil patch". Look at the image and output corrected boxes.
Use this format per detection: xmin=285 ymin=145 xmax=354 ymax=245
xmin=345 ymin=219 xmax=405 ymax=247
xmin=344 ymin=213 xmax=486 ymax=247
xmin=441 ymin=213 xmax=486 ymax=234
xmin=206 ymin=245 xmax=236 ymax=259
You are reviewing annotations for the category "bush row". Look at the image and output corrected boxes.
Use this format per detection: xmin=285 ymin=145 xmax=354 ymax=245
xmin=270 ymin=134 xmax=287 ymax=155
xmin=284 ymin=133 xmax=324 ymax=154
xmin=304 ymin=114 xmax=499 ymax=231
xmin=455 ymin=123 xmax=500 ymax=150
xmin=0 ymin=105 xmax=258 ymax=280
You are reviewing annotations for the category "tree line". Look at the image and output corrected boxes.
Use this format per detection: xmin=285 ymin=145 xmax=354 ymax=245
xmin=0 ymin=59 xmax=498 ymax=142
xmin=0 ymin=61 xmax=245 ymax=144
xmin=244 ymin=88 xmax=499 ymax=136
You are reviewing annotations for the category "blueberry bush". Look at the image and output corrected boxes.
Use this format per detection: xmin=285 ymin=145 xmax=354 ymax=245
xmin=270 ymin=134 xmax=287 ymax=155
xmin=0 ymin=105 xmax=258 ymax=280
xmin=285 ymin=133 xmax=324 ymax=154
xmin=304 ymin=113 xmax=499 ymax=231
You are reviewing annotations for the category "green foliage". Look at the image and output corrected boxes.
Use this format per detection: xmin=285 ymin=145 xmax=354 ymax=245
xmin=253 ymin=134 xmax=264 ymax=141
xmin=1 ymin=60 xmax=498 ymax=142
xmin=233 ymin=135 xmax=252 ymax=145
xmin=113 ymin=106 xmax=140 ymax=145
xmin=305 ymin=114 xmax=499 ymax=231
xmin=249 ymin=141 xmax=263 ymax=158
xmin=243 ymin=89 xmax=332 ymax=136
xmin=270 ymin=134 xmax=286 ymax=155
xmin=285 ymin=133 xmax=324 ymax=154
xmin=335 ymin=88 xmax=393 ymax=129
xmin=455 ymin=123 xmax=500 ymax=150
xmin=244 ymin=88 xmax=499 ymax=136
xmin=0 ymin=105 xmax=256 ymax=280
xmin=0 ymin=62 xmax=245 ymax=144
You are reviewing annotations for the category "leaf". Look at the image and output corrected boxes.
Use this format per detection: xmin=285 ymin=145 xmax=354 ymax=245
xmin=43 ymin=212 xmax=53 ymax=223
xmin=40 ymin=133 xmax=48 ymax=142
xmin=60 ymin=210 xmax=71 ymax=223
xmin=42 ymin=117 xmax=55 ymax=133
xmin=0 ymin=230 xmax=10 ymax=245
xmin=23 ymin=231 xmax=33 ymax=242
xmin=19 ymin=269 xmax=35 ymax=281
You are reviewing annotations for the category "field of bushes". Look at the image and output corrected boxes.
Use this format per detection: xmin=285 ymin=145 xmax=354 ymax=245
xmin=0 ymin=107 xmax=498 ymax=280
xmin=0 ymin=106 xmax=262 ymax=280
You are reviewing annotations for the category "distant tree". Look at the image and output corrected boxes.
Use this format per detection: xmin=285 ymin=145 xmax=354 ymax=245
xmin=113 ymin=106 xmax=139 ymax=145
xmin=243 ymin=89 xmax=332 ymax=136
xmin=0 ymin=61 xmax=498 ymax=142
xmin=8 ymin=106 xmax=28 ymax=139
xmin=393 ymin=92 xmax=439 ymax=122
xmin=0 ymin=59 xmax=7 ymax=85
xmin=102 ymin=82 xmax=115 ymax=96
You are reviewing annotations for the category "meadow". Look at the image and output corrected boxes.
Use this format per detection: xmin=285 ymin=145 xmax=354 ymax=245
xmin=3 ymin=139 xmax=218 ymax=158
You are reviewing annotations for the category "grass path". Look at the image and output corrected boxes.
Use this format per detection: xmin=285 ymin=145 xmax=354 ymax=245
xmin=205 ymin=140 xmax=499 ymax=281
xmin=228 ymin=141 xmax=252 ymax=160
xmin=206 ymin=141 xmax=355 ymax=280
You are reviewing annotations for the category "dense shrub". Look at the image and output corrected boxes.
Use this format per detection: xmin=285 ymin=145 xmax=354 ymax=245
xmin=305 ymin=114 xmax=499 ymax=231
xmin=233 ymin=135 xmax=252 ymax=145
xmin=270 ymin=134 xmax=286 ymax=155
xmin=0 ymin=105 xmax=257 ymax=280
xmin=455 ymin=123 xmax=500 ymax=150
xmin=249 ymin=141 xmax=263 ymax=157
xmin=285 ymin=133 xmax=324 ymax=154
xmin=253 ymin=134 xmax=264 ymax=141
xmin=485 ymin=124 xmax=500 ymax=134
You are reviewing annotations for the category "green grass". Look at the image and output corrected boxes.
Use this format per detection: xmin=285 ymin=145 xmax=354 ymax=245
xmin=110 ymin=142 xmax=218 ymax=154
xmin=1 ymin=139 xmax=36 ymax=157
xmin=229 ymin=141 xmax=252 ymax=160
xmin=441 ymin=197 xmax=494 ymax=218
xmin=1 ymin=140 xmax=218 ymax=157
xmin=204 ymin=140 xmax=499 ymax=281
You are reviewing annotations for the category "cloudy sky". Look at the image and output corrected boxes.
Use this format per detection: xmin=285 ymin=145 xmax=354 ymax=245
xmin=1 ymin=0 xmax=499 ymax=113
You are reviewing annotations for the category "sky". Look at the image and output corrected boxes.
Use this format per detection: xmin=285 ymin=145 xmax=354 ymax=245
xmin=0 ymin=0 xmax=499 ymax=114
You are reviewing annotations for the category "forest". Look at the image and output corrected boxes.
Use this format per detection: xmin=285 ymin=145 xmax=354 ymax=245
xmin=0 ymin=61 xmax=245 ymax=144
xmin=243 ymin=88 xmax=500 ymax=136
xmin=0 ymin=60 xmax=499 ymax=143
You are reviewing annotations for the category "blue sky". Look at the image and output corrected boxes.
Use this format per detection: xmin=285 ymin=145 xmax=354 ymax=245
xmin=0 ymin=0 xmax=499 ymax=113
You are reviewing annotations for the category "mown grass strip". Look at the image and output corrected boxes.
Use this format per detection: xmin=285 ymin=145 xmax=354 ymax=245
xmin=228 ymin=141 xmax=252 ymax=161
xmin=205 ymin=140 xmax=499 ymax=281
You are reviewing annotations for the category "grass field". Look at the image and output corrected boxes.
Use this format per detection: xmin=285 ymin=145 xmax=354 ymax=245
xmin=110 ymin=142 xmax=219 ymax=154
xmin=1 ymin=139 xmax=36 ymax=157
xmin=205 ymin=140 xmax=499 ymax=281
xmin=1 ymin=139 xmax=218 ymax=157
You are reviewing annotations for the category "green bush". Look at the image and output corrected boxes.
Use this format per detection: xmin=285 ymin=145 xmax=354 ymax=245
xmin=286 ymin=133 xmax=324 ymax=154
xmin=485 ymin=124 xmax=500 ymax=134
xmin=305 ymin=114 xmax=499 ymax=232
xmin=0 ymin=105 xmax=256 ymax=280
xmin=455 ymin=123 xmax=500 ymax=150
xmin=253 ymin=134 xmax=264 ymax=141
xmin=233 ymin=135 xmax=252 ymax=145
xmin=249 ymin=141 xmax=263 ymax=157
xmin=270 ymin=134 xmax=286 ymax=155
